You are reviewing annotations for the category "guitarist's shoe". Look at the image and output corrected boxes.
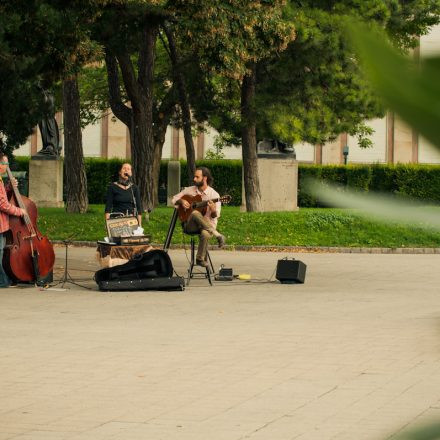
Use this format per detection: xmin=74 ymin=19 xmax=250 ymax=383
xmin=216 ymin=234 xmax=226 ymax=248
xmin=196 ymin=259 xmax=209 ymax=268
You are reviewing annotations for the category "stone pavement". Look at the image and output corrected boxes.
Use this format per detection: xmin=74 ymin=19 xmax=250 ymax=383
xmin=1 ymin=247 xmax=440 ymax=440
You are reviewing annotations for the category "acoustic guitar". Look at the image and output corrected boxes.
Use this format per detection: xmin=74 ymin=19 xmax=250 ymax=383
xmin=177 ymin=194 xmax=232 ymax=222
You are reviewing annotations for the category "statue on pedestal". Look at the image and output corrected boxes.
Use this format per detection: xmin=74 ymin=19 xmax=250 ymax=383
xmin=257 ymin=139 xmax=296 ymax=158
xmin=33 ymin=90 xmax=61 ymax=159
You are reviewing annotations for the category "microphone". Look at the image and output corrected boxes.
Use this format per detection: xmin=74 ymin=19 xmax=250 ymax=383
xmin=124 ymin=173 xmax=131 ymax=180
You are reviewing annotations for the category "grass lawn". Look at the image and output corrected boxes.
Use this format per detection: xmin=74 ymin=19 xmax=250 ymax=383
xmin=37 ymin=205 xmax=440 ymax=248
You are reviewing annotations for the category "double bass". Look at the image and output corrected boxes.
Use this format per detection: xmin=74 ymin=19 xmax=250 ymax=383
xmin=3 ymin=167 xmax=55 ymax=284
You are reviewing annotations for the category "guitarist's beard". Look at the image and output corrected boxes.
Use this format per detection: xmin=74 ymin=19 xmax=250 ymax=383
xmin=194 ymin=180 xmax=204 ymax=188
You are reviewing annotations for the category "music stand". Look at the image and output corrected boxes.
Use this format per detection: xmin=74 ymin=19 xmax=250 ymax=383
xmin=52 ymin=239 xmax=92 ymax=289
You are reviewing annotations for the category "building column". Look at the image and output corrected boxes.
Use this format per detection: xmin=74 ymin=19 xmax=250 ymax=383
xmin=340 ymin=133 xmax=348 ymax=164
xmin=196 ymin=130 xmax=205 ymax=159
xmin=412 ymin=129 xmax=419 ymax=163
xmin=101 ymin=113 xmax=109 ymax=159
xmin=30 ymin=128 xmax=38 ymax=156
xmin=411 ymin=39 xmax=420 ymax=164
xmin=172 ymin=127 xmax=179 ymax=159
xmin=125 ymin=126 xmax=131 ymax=159
xmin=315 ymin=144 xmax=322 ymax=164
xmin=387 ymin=112 xmax=395 ymax=164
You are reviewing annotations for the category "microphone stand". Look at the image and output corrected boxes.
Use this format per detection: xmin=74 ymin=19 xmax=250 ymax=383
xmin=126 ymin=175 xmax=139 ymax=225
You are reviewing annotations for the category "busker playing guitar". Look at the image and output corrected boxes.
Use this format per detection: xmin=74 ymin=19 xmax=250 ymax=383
xmin=172 ymin=167 xmax=226 ymax=267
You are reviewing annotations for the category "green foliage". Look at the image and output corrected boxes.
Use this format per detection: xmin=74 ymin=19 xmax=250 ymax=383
xmin=78 ymin=62 xmax=110 ymax=127
xmin=303 ymin=210 xmax=356 ymax=231
xmin=175 ymin=0 xmax=294 ymax=79
xmin=204 ymin=150 xmax=225 ymax=160
xmin=320 ymin=165 xmax=347 ymax=187
xmin=394 ymin=165 xmax=440 ymax=201
xmin=389 ymin=423 xmax=440 ymax=440
xmin=297 ymin=164 xmax=321 ymax=207
xmin=256 ymin=1 xmax=440 ymax=146
xmin=204 ymin=135 xmax=228 ymax=159
xmin=369 ymin=163 xmax=399 ymax=193
xmin=0 ymin=1 xmax=98 ymax=150
xmin=348 ymin=21 xmax=440 ymax=149
xmin=346 ymin=165 xmax=372 ymax=191
xmin=11 ymin=156 xmax=30 ymax=172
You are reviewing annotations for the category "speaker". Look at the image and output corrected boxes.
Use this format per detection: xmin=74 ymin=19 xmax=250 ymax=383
xmin=276 ymin=258 xmax=306 ymax=284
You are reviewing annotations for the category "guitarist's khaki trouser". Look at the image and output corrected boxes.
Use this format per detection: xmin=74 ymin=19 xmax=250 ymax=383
xmin=183 ymin=211 xmax=215 ymax=261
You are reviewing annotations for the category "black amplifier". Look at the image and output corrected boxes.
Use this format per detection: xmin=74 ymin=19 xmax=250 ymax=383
xmin=276 ymin=258 xmax=307 ymax=284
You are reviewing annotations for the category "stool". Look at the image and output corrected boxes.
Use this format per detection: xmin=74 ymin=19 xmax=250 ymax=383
xmin=187 ymin=235 xmax=215 ymax=286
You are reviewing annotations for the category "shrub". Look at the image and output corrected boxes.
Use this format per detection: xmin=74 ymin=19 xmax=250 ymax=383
xmin=14 ymin=156 xmax=440 ymax=207
xmin=370 ymin=163 xmax=398 ymax=193
xmin=298 ymin=165 xmax=322 ymax=207
xmin=394 ymin=164 xmax=440 ymax=202
xmin=346 ymin=165 xmax=372 ymax=192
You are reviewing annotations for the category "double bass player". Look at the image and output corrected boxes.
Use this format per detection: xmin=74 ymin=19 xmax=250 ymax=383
xmin=0 ymin=152 xmax=26 ymax=288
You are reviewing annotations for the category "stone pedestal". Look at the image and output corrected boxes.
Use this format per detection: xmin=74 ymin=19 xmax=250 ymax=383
xmin=242 ymin=158 xmax=298 ymax=212
xmin=29 ymin=159 xmax=64 ymax=208
xmin=167 ymin=161 xmax=181 ymax=207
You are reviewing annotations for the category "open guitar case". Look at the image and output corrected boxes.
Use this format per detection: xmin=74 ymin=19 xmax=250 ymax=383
xmin=94 ymin=249 xmax=184 ymax=292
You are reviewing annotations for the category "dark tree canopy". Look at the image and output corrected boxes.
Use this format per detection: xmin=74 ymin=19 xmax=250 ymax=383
xmin=0 ymin=0 xmax=96 ymax=151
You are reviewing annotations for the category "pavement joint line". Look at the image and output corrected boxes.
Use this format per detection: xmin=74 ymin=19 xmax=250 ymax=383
xmin=52 ymin=241 xmax=440 ymax=255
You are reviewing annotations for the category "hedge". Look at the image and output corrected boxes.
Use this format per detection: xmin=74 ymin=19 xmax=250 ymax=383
xmin=12 ymin=156 xmax=440 ymax=207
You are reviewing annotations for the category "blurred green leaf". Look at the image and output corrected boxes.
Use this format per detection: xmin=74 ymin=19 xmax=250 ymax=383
xmin=347 ymin=21 xmax=440 ymax=149
xmin=304 ymin=177 xmax=440 ymax=230
xmin=392 ymin=423 xmax=440 ymax=439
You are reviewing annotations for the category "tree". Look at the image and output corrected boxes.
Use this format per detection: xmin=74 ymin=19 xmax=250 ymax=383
xmin=162 ymin=24 xmax=196 ymax=184
xmin=63 ymin=75 xmax=89 ymax=213
xmin=172 ymin=0 xmax=295 ymax=211
xmin=255 ymin=1 xmax=440 ymax=147
xmin=0 ymin=1 xmax=101 ymax=214
xmin=79 ymin=24 xmax=180 ymax=207
xmin=0 ymin=0 xmax=97 ymax=151
xmin=62 ymin=37 xmax=103 ymax=214
xmin=185 ymin=0 xmax=440 ymax=210
xmin=89 ymin=2 xmax=173 ymax=210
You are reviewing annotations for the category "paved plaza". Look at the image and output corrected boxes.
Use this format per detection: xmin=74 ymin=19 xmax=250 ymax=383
xmin=1 ymin=247 xmax=440 ymax=440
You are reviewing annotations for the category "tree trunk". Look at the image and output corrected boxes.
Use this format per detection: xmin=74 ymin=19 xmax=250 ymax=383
xmin=105 ymin=25 xmax=158 ymax=212
xmin=130 ymin=107 xmax=155 ymax=212
xmin=62 ymin=76 xmax=88 ymax=213
xmin=152 ymin=114 xmax=171 ymax=207
xmin=241 ymin=65 xmax=262 ymax=212
xmin=163 ymin=26 xmax=196 ymax=183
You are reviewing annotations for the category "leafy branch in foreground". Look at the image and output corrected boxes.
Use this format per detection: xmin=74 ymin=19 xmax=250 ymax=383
xmin=347 ymin=21 xmax=440 ymax=149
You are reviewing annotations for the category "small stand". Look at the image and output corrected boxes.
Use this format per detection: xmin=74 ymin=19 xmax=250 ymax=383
xmin=52 ymin=240 xmax=91 ymax=289
xmin=163 ymin=208 xmax=179 ymax=252
xmin=187 ymin=236 xmax=214 ymax=286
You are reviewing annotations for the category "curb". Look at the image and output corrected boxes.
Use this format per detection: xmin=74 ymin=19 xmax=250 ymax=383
xmin=52 ymin=241 xmax=440 ymax=255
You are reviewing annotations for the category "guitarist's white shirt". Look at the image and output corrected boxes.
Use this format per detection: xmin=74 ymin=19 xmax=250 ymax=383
xmin=172 ymin=185 xmax=221 ymax=229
